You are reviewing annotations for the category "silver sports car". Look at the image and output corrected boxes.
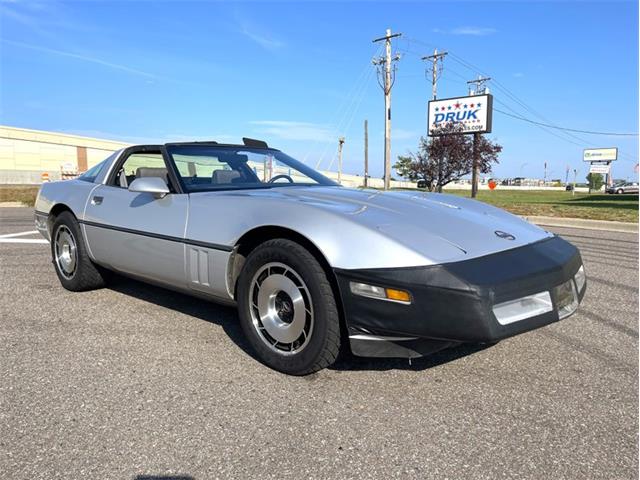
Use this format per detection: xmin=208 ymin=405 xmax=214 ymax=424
xmin=35 ymin=139 xmax=586 ymax=375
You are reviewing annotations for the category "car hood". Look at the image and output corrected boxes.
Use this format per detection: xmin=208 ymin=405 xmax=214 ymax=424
xmin=269 ymin=186 xmax=553 ymax=262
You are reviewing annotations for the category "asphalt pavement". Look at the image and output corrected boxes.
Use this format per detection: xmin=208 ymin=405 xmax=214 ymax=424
xmin=1 ymin=207 xmax=637 ymax=480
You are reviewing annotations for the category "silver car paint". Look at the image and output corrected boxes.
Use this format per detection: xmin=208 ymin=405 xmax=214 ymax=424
xmin=186 ymin=186 xmax=551 ymax=269
xmin=83 ymin=185 xmax=188 ymax=287
xmin=36 ymin=149 xmax=552 ymax=302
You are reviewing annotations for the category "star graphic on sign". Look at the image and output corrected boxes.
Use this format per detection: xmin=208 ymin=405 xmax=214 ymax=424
xmin=477 ymin=103 xmax=482 ymax=107
xmin=454 ymin=102 xmax=461 ymax=109
xmin=447 ymin=106 xmax=452 ymax=110
xmin=463 ymin=104 xmax=468 ymax=108
xmin=470 ymin=103 xmax=474 ymax=108
xmin=435 ymin=107 xmax=439 ymax=111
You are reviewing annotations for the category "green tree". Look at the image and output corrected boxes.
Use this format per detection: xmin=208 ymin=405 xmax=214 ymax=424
xmin=586 ymin=173 xmax=604 ymax=192
xmin=394 ymin=123 xmax=502 ymax=192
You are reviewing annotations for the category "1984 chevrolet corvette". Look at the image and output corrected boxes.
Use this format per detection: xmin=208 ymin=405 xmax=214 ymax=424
xmin=35 ymin=138 xmax=586 ymax=375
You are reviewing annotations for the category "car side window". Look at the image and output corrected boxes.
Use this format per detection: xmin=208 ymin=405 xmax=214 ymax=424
xmin=111 ymin=152 xmax=170 ymax=189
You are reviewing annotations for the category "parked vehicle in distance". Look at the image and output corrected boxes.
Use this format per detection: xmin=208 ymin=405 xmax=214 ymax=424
xmin=606 ymin=182 xmax=639 ymax=194
xmin=565 ymin=184 xmax=574 ymax=191
xmin=35 ymin=139 xmax=587 ymax=375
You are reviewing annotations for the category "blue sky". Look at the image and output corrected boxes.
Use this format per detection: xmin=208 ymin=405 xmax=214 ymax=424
xmin=1 ymin=0 xmax=638 ymax=180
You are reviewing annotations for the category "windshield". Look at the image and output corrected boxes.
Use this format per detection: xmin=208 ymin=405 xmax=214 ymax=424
xmin=165 ymin=145 xmax=337 ymax=193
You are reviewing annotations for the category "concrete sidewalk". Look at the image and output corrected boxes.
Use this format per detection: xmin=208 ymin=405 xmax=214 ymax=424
xmin=524 ymin=215 xmax=639 ymax=233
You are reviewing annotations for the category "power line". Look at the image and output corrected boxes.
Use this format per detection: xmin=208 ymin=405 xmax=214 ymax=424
xmin=494 ymin=108 xmax=639 ymax=136
xmin=400 ymin=36 xmax=639 ymax=167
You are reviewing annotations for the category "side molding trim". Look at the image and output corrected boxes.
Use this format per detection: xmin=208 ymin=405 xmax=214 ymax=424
xmin=78 ymin=219 xmax=233 ymax=252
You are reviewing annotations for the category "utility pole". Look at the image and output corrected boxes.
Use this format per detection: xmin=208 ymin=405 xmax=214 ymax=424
xmin=373 ymin=28 xmax=401 ymax=190
xmin=422 ymin=49 xmax=447 ymax=192
xmin=471 ymin=133 xmax=480 ymax=198
xmin=467 ymin=75 xmax=491 ymax=96
xmin=422 ymin=49 xmax=447 ymax=101
xmin=337 ymin=137 xmax=345 ymax=185
xmin=543 ymin=161 xmax=547 ymax=186
xmin=573 ymin=168 xmax=577 ymax=196
xmin=467 ymin=76 xmax=491 ymax=198
xmin=364 ymin=120 xmax=369 ymax=188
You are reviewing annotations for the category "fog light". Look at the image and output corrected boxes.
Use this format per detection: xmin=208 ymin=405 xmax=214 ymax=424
xmin=555 ymin=279 xmax=579 ymax=319
xmin=492 ymin=291 xmax=553 ymax=325
xmin=349 ymin=282 xmax=411 ymax=304
xmin=574 ymin=265 xmax=586 ymax=293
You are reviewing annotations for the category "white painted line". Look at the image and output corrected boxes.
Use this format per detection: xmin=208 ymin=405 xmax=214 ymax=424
xmin=0 ymin=230 xmax=39 ymax=239
xmin=0 ymin=238 xmax=49 ymax=244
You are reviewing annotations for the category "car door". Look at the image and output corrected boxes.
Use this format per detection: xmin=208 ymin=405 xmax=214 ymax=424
xmin=83 ymin=146 xmax=188 ymax=287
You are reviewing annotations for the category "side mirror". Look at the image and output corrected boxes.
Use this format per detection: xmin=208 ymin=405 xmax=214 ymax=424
xmin=128 ymin=177 xmax=170 ymax=199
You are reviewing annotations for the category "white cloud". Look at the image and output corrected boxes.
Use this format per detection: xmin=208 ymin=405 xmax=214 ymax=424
xmin=251 ymin=121 xmax=333 ymax=142
xmin=239 ymin=23 xmax=285 ymax=51
xmin=433 ymin=26 xmax=497 ymax=36
xmin=2 ymin=39 xmax=159 ymax=79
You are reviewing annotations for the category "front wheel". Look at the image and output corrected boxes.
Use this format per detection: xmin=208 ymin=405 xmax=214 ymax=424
xmin=236 ymin=239 xmax=341 ymax=375
xmin=616 ymin=189 xmax=624 ymax=194
xmin=51 ymin=211 xmax=109 ymax=291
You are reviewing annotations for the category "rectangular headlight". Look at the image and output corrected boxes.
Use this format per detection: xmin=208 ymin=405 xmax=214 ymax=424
xmin=555 ymin=279 xmax=579 ymax=319
xmin=493 ymin=291 xmax=553 ymax=325
xmin=574 ymin=265 xmax=586 ymax=293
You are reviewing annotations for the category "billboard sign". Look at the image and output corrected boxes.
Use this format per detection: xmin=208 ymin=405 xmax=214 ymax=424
xmin=583 ymin=148 xmax=617 ymax=162
xmin=428 ymin=94 xmax=493 ymax=136
xmin=589 ymin=163 xmax=611 ymax=175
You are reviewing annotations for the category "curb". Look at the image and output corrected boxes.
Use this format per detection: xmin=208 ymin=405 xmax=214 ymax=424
xmin=0 ymin=201 xmax=27 ymax=208
xmin=523 ymin=216 xmax=638 ymax=234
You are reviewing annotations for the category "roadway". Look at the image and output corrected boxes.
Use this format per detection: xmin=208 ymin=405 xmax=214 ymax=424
xmin=1 ymin=207 xmax=637 ymax=479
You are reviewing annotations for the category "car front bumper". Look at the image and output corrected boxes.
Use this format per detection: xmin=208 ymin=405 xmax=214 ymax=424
xmin=334 ymin=235 xmax=586 ymax=358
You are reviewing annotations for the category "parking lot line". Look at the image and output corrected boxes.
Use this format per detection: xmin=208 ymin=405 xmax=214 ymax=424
xmin=0 ymin=230 xmax=40 ymax=238
xmin=0 ymin=238 xmax=48 ymax=244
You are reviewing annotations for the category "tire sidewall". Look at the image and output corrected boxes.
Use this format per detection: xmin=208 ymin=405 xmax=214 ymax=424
xmin=237 ymin=241 xmax=336 ymax=374
xmin=51 ymin=212 xmax=85 ymax=290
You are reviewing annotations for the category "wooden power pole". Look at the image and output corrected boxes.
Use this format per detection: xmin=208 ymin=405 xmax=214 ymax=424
xmin=364 ymin=119 xmax=369 ymax=187
xmin=422 ymin=49 xmax=448 ymax=192
xmin=467 ymin=76 xmax=491 ymax=198
xmin=337 ymin=137 xmax=345 ymax=184
xmin=373 ymin=29 xmax=401 ymax=190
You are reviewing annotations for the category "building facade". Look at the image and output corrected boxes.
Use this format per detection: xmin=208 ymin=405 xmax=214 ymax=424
xmin=0 ymin=125 xmax=128 ymax=184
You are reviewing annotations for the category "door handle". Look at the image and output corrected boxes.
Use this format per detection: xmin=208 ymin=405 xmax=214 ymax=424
xmin=91 ymin=196 xmax=104 ymax=205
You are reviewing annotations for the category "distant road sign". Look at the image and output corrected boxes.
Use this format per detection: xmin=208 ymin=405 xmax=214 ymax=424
xmin=428 ymin=94 xmax=493 ymax=136
xmin=583 ymin=148 xmax=617 ymax=162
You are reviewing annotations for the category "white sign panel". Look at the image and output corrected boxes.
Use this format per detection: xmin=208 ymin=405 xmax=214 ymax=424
xmin=583 ymin=148 xmax=617 ymax=162
xmin=428 ymin=94 xmax=493 ymax=136
xmin=589 ymin=163 xmax=611 ymax=175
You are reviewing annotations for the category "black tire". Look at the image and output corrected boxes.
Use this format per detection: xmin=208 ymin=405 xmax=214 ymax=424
xmin=236 ymin=239 xmax=341 ymax=375
xmin=616 ymin=189 xmax=624 ymax=194
xmin=51 ymin=211 xmax=108 ymax=291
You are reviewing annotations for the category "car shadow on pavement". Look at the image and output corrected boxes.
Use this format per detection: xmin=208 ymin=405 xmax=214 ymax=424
xmin=330 ymin=343 xmax=493 ymax=372
xmin=107 ymin=274 xmax=494 ymax=373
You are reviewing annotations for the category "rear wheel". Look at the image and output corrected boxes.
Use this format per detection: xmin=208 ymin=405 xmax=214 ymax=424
xmin=237 ymin=239 xmax=341 ymax=375
xmin=51 ymin=211 xmax=108 ymax=291
xmin=616 ymin=188 xmax=624 ymax=194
